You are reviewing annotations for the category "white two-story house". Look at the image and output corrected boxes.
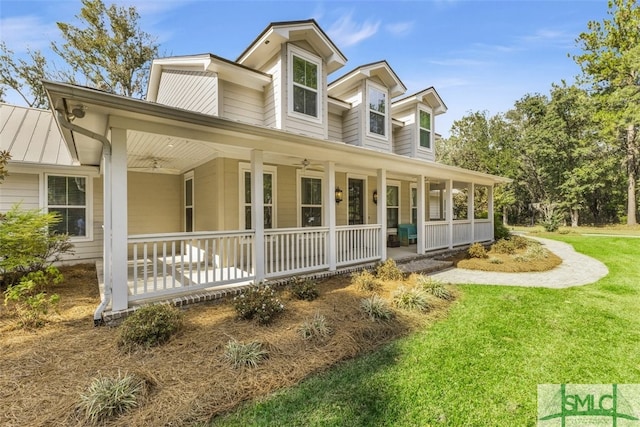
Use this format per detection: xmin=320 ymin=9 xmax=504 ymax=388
xmin=0 ymin=19 xmax=509 ymax=321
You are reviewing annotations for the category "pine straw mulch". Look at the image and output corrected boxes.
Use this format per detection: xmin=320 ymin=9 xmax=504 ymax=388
xmin=0 ymin=264 xmax=458 ymax=427
xmin=454 ymin=247 xmax=563 ymax=272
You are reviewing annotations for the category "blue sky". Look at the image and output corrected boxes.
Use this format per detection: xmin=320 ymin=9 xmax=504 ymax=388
xmin=0 ymin=0 xmax=610 ymax=137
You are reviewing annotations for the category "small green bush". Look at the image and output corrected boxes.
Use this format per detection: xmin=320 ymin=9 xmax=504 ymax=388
xmin=376 ymin=259 xmax=404 ymax=281
xmin=79 ymin=372 xmax=145 ymax=424
xmin=492 ymin=239 xmax=516 ymax=255
xmin=118 ymin=304 xmax=183 ymax=350
xmin=416 ymin=275 xmax=453 ymax=301
xmin=512 ymin=254 xmax=529 ymax=263
xmin=224 ymin=339 xmax=268 ymax=368
xmin=351 ymin=270 xmax=381 ymax=293
xmin=360 ymin=295 xmax=393 ymax=321
xmin=494 ymin=214 xmax=511 ymax=240
xmin=467 ymin=243 xmax=487 ymax=259
xmin=488 ymin=257 xmax=504 ymax=264
xmin=392 ymin=286 xmax=432 ymax=312
xmin=298 ymin=312 xmax=332 ymax=340
xmin=510 ymin=235 xmax=530 ymax=250
xmin=3 ymin=267 xmax=63 ymax=328
xmin=525 ymin=244 xmax=549 ymax=260
xmin=233 ymin=283 xmax=284 ymax=325
xmin=289 ymin=276 xmax=319 ymax=301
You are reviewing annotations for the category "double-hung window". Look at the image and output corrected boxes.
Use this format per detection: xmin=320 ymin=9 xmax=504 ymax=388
xmin=386 ymin=183 xmax=400 ymax=229
xmin=241 ymin=166 xmax=276 ymax=229
xmin=289 ymin=47 xmax=320 ymax=120
xmin=419 ymin=109 xmax=432 ymax=149
xmin=46 ymin=175 xmax=89 ymax=238
xmin=368 ymin=83 xmax=387 ymax=137
xmin=300 ymin=176 xmax=322 ymax=227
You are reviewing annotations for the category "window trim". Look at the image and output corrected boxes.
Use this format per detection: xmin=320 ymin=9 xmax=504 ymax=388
xmin=386 ymin=179 xmax=401 ymax=231
xmin=184 ymin=171 xmax=194 ymax=232
xmin=410 ymin=183 xmax=418 ymax=225
xmin=43 ymin=173 xmax=93 ymax=242
xmin=296 ymin=169 xmax=324 ymax=227
xmin=287 ymin=45 xmax=323 ymax=124
xmin=417 ymin=106 xmax=433 ymax=152
xmin=366 ymin=80 xmax=389 ymax=140
xmin=238 ymin=163 xmax=278 ymax=230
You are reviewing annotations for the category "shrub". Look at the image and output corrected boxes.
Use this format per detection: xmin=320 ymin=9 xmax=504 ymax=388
xmin=525 ymin=244 xmax=549 ymax=260
xmin=392 ymin=286 xmax=432 ymax=312
xmin=299 ymin=312 xmax=332 ymax=340
xmin=510 ymin=235 xmax=530 ymax=250
xmin=3 ymin=267 xmax=63 ymax=328
xmin=467 ymin=243 xmax=487 ymax=259
xmin=233 ymin=283 xmax=284 ymax=325
xmin=376 ymin=259 xmax=404 ymax=281
xmin=289 ymin=276 xmax=319 ymax=301
xmin=118 ymin=304 xmax=183 ymax=351
xmin=512 ymin=254 xmax=529 ymax=263
xmin=416 ymin=275 xmax=453 ymax=301
xmin=223 ymin=339 xmax=268 ymax=368
xmin=492 ymin=239 xmax=516 ymax=255
xmin=79 ymin=372 xmax=145 ymax=424
xmin=0 ymin=206 xmax=74 ymax=286
xmin=488 ymin=257 xmax=504 ymax=264
xmin=351 ymin=270 xmax=381 ymax=293
xmin=360 ymin=295 xmax=393 ymax=320
xmin=494 ymin=214 xmax=511 ymax=240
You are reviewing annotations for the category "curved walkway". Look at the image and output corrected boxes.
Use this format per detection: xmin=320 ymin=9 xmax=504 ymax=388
xmin=429 ymin=237 xmax=609 ymax=288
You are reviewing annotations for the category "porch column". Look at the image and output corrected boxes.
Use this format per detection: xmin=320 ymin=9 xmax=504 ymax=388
xmin=446 ymin=179 xmax=453 ymax=250
xmin=110 ymin=127 xmax=128 ymax=312
xmin=251 ymin=150 xmax=265 ymax=281
xmin=377 ymin=169 xmax=387 ymax=260
xmin=488 ymin=185 xmax=495 ymax=241
xmin=324 ymin=161 xmax=336 ymax=271
xmin=469 ymin=182 xmax=475 ymax=243
xmin=416 ymin=175 xmax=425 ymax=255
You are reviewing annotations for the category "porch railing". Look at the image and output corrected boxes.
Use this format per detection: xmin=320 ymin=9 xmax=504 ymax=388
xmin=424 ymin=221 xmax=449 ymax=251
xmin=336 ymin=224 xmax=381 ymax=266
xmin=264 ymin=227 xmax=329 ymax=278
xmin=127 ymin=231 xmax=255 ymax=302
xmin=474 ymin=219 xmax=493 ymax=242
xmin=453 ymin=220 xmax=473 ymax=246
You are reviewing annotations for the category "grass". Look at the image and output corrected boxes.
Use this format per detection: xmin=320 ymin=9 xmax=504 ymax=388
xmin=211 ymin=235 xmax=640 ymax=426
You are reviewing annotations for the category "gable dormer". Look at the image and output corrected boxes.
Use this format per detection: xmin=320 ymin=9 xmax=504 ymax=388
xmin=328 ymin=61 xmax=406 ymax=152
xmin=237 ymin=20 xmax=347 ymax=139
xmin=391 ymin=87 xmax=447 ymax=161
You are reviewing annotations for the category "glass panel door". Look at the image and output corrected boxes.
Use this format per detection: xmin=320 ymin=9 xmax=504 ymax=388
xmin=348 ymin=178 xmax=364 ymax=225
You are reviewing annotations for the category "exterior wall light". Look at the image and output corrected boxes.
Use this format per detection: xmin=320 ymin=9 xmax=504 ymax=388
xmin=373 ymin=190 xmax=378 ymax=204
xmin=335 ymin=187 xmax=344 ymax=203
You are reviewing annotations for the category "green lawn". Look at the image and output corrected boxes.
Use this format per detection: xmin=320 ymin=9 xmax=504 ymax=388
xmin=210 ymin=236 xmax=640 ymax=426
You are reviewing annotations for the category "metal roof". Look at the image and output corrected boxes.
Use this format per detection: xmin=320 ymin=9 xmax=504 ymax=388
xmin=0 ymin=103 xmax=74 ymax=166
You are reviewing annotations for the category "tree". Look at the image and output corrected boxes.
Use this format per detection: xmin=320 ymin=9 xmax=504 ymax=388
xmin=573 ymin=0 xmax=640 ymax=225
xmin=0 ymin=42 xmax=50 ymax=108
xmin=0 ymin=150 xmax=11 ymax=184
xmin=52 ymin=0 xmax=159 ymax=98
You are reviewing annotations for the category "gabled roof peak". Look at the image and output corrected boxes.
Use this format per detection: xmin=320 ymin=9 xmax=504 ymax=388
xmin=392 ymin=87 xmax=448 ymax=115
xmin=328 ymin=60 xmax=407 ymax=98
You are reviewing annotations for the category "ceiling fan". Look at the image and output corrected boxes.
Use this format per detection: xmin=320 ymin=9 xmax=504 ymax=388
xmin=128 ymin=155 xmax=181 ymax=174
xmin=297 ymin=158 xmax=323 ymax=171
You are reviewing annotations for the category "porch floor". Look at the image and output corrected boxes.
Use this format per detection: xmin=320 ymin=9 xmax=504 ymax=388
xmin=96 ymin=244 xmax=454 ymax=321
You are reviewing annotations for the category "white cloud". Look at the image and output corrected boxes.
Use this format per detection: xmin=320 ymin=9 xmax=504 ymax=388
xmin=0 ymin=16 xmax=59 ymax=52
xmin=385 ymin=21 xmax=414 ymax=37
xmin=326 ymin=13 xmax=380 ymax=48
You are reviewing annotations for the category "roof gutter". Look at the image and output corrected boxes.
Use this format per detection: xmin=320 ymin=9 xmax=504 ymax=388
xmin=55 ymin=110 xmax=113 ymax=326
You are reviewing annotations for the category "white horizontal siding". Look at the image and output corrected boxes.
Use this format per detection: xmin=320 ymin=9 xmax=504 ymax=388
xmin=328 ymin=112 xmax=343 ymax=141
xmin=156 ymin=70 xmax=218 ymax=115
xmin=343 ymin=107 xmax=360 ymax=146
xmin=0 ymin=172 xmax=39 ymax=211
xmin=263 ymin=54 xmax=281 ymax=129
xmin=286 ymin=115 xmax=326 ymax=139
xmin=221 ymin=81 xmax=264 ymax=126
xmin=393 ymin=125 xmax=413 ymax=156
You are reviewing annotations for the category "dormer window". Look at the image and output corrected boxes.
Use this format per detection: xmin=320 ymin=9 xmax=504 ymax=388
xmin=419 ymin=109 xmax=432 ymax=149
xmin=288 ymin=46 xmax=322 ymax=121
xmin=367 ymin=82 xmax=387 ymax=137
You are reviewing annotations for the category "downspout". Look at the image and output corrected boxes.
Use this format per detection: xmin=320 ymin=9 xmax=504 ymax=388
xmin=55 ymin=110 xmax=113 ymax=326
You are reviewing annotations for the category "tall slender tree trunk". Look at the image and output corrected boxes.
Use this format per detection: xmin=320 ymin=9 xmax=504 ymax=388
xmin=571 ymin=209 xmax=579 ymax=227
xmin=503 ymin=206 xmax=508 ymax=226
xmin=626 ymin=124 xmax=638 ymax=226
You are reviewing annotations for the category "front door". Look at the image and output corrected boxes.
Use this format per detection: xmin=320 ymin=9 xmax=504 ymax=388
xmin=348 ymin=178 xmax=364 ymax=225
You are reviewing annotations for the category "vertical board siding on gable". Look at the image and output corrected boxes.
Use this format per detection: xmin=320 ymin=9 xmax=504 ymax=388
xmin=328 ymin=112 xmax=343 ymax=141
xmin=0 ymin=172 xmax=39 ymax=211
xmin=156 ymin=70 xmax=218 ymax=115
xmin=221 ymin=82 xmax=264 ymax=126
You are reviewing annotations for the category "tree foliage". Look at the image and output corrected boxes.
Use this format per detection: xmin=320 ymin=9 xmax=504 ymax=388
xmin=573 ymin=0 xmax=640 ymax=224
xmin=0 ymin=150 xmax=10 ymax=183
xmin=51 ymin=0 xmax=159 ymax=98
xmin=0 ymin=42 xmax=50 ymax=108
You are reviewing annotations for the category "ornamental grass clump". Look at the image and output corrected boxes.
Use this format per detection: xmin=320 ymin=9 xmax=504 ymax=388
xmin=392 ymin=286 xmax=432 ymax=312
xmin=298 ymin=312 xmax=332 ymax=341
xmin=118 ymin=304 xmax=183 ymax=351
xmin=351 ymin=270 xmax=381 ymax=293
xmin=492 ymin=238 xmax=517 ymax=255
xmin=233 ymin=283 xmax=284 ymax=325
xmin=467 ymin=243 xmax=488 ymax=259
xmin=289 ymin=276 xmax=319 ymax=301
xmin=223 ymin=339 xmax=268 ymax=368
xmin=416 ymin=275 xmax=453 ymax=301
xmin=376 ymin=258 xmax=404 ymax=281
xmin=360 ymin=295 xmax=394 ymax=321
xmin=510 ymin=235 xmax=530 ymax=250
xmin=79 ymin=372 xmax=145 ymax=425
xmin=525 ymin=244 xmax=549 ymax=260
